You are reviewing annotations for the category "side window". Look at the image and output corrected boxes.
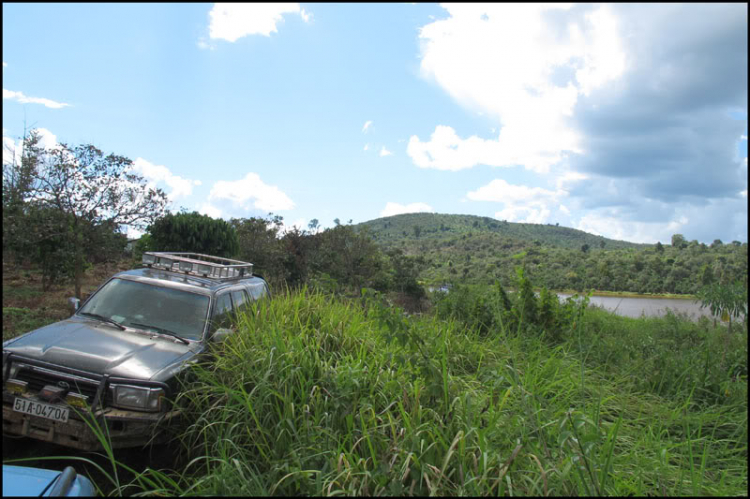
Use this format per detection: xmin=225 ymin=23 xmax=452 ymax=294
xmin=231 ymin=289 xmax=249 ymax=312
xmin=211 ymin=292 xmax=234 ymax=332
xmin=248 ymin=283 xmax=268 ymax=301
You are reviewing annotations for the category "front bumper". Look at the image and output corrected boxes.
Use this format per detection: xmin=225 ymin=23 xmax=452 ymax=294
xmin=2 ymin=391 xmax=180 ymax=451
xmin=3 ymin=352 xmax=180 ymax=451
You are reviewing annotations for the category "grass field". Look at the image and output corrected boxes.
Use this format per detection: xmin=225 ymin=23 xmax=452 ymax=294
xmin=2 ymin=260 xmax=747 ymax=496
xmin=54 ymin=288 xmax=742 ymax=496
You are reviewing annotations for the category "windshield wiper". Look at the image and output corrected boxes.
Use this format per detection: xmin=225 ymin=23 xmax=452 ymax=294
xmin=79 ymin=312 xmax=126 ymax=331
xmin=129 ymin=322 xmax=190 ymax=345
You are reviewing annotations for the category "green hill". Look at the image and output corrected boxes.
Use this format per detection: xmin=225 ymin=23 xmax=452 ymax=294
xmin=355 ymin=213 xmax=746 ymax=294
xmin=358 ymin=213 xmax=647 ymax=250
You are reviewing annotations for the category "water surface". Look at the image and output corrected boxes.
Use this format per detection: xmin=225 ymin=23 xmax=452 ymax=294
xmin=557 ymin=293 xmax=712 ymax=321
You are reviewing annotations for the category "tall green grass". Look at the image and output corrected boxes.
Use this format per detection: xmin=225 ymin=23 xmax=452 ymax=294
xmin=6 ymin=286 xmax=745 ymax=496
xmin=164 ymin=288 xmax=747 ymax=496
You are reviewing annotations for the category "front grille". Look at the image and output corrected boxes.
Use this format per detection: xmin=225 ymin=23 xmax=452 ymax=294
xmin=15 ymin=367 xmax=108 ymax=404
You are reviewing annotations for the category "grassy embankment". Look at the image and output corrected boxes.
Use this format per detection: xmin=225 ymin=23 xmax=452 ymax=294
xmin=3 ymin=260 xmax=747 ymax=495
xmin=103 ymin=288 xmax=746 ymax=496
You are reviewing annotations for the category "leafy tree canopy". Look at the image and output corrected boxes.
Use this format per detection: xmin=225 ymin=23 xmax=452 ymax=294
xmin=671 ymin=233 xmax=687 ymax=249
xmin=148 ymin=211 xmax=240 ymax=258
xmin=3 ymin=129 xmax=168 ymax=295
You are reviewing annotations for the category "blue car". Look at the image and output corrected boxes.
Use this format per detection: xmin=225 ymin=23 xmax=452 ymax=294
xmin=2 ymin=465 xmax=96 ymax=497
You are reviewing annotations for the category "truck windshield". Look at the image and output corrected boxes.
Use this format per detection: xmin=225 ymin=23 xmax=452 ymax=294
xmin=78 ymin=278 xmax=209 ymax=341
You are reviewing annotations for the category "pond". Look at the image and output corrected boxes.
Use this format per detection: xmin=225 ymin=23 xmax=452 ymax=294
xmin=557 ymin=293 xmax=714 ymax=321
xmin=428 ymin=286 xmax=731 ymax=322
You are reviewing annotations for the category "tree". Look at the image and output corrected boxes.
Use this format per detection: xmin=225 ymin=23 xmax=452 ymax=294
xmin=671 ymin=234 xmax=687 ymax=249
xmin=655 ymin=241 xmax=664 ymax=253
xmin=280 ymin=226 xmax=316 ymax=287
xmin=581 ymin=243 xmax=590 ymax=253
xmin=314 ymin=225 xmax=385 ymax=293
xmin=387 ymin=248 xmax=425 ymax=298
xmin=413 ymin=225 xmax=422 ymax=239
xmin=711 ymin=239 xmax=723 ymax=248
xmin=149 ymin=211 xmax=239 ymax=259
xmin=3 ymin=128 xmax=44 ymax=255
xmin=231 ymin=216 xmax=284 ymax=282
xmin=698 ymin=281 xmax=748 ymax=333
xmin=700 ymin=264 xmax=715 ymax=286
xmin=5 ymin=130 xmax=169 ymax=297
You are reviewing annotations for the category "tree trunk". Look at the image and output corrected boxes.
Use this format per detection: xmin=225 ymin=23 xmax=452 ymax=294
xmin=74 ymin=230 xmax=84 ymax=299
xmin=74 ymin=261 xmax=82 ymax=299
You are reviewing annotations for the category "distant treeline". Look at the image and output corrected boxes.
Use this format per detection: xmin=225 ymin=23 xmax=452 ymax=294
xmin=135 ymin=213 xmax=428 ymax=306
xmin=358 ymin=213 xmax=748 ymax=295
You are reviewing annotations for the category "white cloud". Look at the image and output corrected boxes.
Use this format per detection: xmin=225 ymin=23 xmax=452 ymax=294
xmin=495 ymin=205 xmax=551 ymax=224
xmin=208 ymin=172 xmax=295 ymax=212
xmin=198 ymin=202 xmax=222 ymax=219
xmin=575 ymin=212 xmax=690 ymax=244
xmin=573 ymin=6 xmax=627 ymax=97
xmin=3 ymin=128 xmax=60 ymax=166
xmin=555 ymin=170 xmax=588 ymax=191
xmin=2 ymin=62 xmax=6 ymax=68
xmin=409 ymin=4 xmax=625 ymax=172
xmin=408 ymin=125 xmax=579 ymax=173
xmin=196 ymin=38 xmax=213 ymax=50
xmin=2 ymin=136 xmax=20 ymax=166
xmin=362 ymin=120 xmax=373 ymax=133
xmin=131 ymin=158 xmax=198 ymax=201
xmin=3 ymin=89 xmax=70 ymax=109
xmin=380 ymin=202 xmax=434 ymax=217
xmin=467 ymin=178 xmax=562 ymax=203
xmin=279 ymin=217 xmax=307 ymax=235
xmin=468 ymin=178 xmax=566 ymax=224
xmin=363 ymin=143 xmax=369 ymax=151
xmin=125 ymin=225 xmax=146 ymax=240
xmin=208 ymin=3 xmax=310 ymax=41
xmin=36 ymin=128 xmax=60 ymax=150
xmin=379 ymin=146 xmax=393 ymax=157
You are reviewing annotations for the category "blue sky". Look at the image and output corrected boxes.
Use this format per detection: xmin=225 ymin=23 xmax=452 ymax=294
xmin=3 ymin=3 xmax=747 ymax=243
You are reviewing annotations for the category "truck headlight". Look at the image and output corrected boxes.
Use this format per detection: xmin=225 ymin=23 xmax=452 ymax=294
xmin=2 ymin=356 xmax=19 ymax=381
xmin=112 ymin=385 xmax=164 ymax=412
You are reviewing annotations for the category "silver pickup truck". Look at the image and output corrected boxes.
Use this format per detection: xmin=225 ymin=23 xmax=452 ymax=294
xmin=2 ymin=252 xmax=269 ymax=451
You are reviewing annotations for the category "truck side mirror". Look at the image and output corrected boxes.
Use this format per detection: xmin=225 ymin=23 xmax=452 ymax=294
xmin=68 ymin=297 xmax=81 ymax=314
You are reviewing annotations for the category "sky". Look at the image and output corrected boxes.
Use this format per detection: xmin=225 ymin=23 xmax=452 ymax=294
xmin=2 ymin=3 xmax=747 ymax=244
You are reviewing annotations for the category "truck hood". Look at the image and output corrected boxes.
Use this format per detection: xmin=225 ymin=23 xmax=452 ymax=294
xmin=4 ymin=317 xmax=199 ymax=380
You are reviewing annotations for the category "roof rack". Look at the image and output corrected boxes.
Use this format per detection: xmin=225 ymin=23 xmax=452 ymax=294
xmin=141 ymin=252 xmax=253 ymax=281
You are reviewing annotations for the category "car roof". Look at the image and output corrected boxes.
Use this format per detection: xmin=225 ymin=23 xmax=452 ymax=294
xmin=112 ymin=267 xmax=267 ymax=295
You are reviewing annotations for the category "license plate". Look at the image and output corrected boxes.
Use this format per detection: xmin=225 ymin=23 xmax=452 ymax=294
xmin=13 ymin=397 xmax=70 ymax=423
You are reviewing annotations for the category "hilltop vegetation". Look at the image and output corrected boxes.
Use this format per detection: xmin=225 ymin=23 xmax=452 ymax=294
xmin=360 ymin=213 xmax=645 ymax=251
xmin=357 ymin=213 xmax=748 ymax=295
